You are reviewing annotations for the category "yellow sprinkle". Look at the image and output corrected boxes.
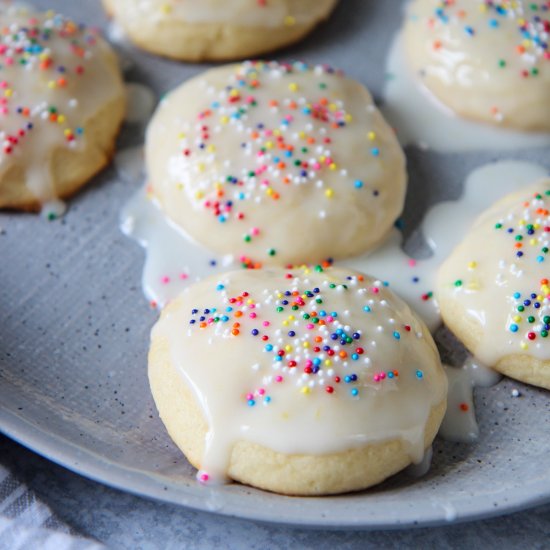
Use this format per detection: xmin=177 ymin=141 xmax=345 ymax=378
xmin=468 ymin=261 xmax=477 ymax=269
xmin=513 ymin=315 xmax=522 ymax=323
xmin=161 ymin=3 xmax=171 ymax=13
xmin=195 ymin=191 xmax=204 ymax=199
xmin=57 ymin=115 xmax=65 ymax=124
xmin=520 ymin=341 xmax=528 ymax=350
xmin=177 ymin=132 xmax=186 ymax=139
xmin=277 ymin=293 xmax=283 ymax=298
xmin=368 ymin=131 xmax=376 ymax=141
xmin=247 ymin=299 xmax=254 ymax=305
xmin=298 ymin=131 xmax=306 ymax=139
xmin=284 ymin=15 xmax=296 ymax=26
xmin=530 ymin=238 xmax=537 ymax=246
xmin=324 ymin=360 xmax=332 ymax=366
xmin=303 ymin=342 xmax=309 ymax=348
xmin=300 ymin=386 xmax=310 ymax=394
xmin=220 ymin=116 xmax=229 ymax=125
xmin=345 ymin=114 xmax=352 ymax=122
xmin=325 ymin=189 xmax=334 ymax=198
xmin=197 ymin=163 xmax=205 ymax=172
xmin=288 ymin=315 xmax=295 ymax=321
xmin=4 ymin=89 xmax=12 ymax=98
xmin=177 ymin=183 xmax=184 ymax=190
xmin=329 ymin=163 xmax=337 ymax=171
xmin=63 ymin=129 xmax=71 ymax=136
xmin=329 ymin=103 xmax=337 ymax=112
xmin=285 ymin=345 xmax=292 ymax=353
xmin=47 ymin=81 xmax=56 ymax=89
xmin=282 ymin=320 xmax=289 ymax=327
xmin=265 ymin=141 xmax=273 ymax=149
xmin=230 ymin=89 xmax=239 ymax=97
xmin=288 ymin=82 xmax=298 ymax=92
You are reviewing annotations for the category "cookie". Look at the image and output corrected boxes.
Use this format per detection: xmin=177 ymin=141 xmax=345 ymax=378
xmin=404 ymin=0 xmax=550 ymax=131
xmin=146 ymin=61 xmax=407 ymax=267
xmin=0 ymin=6 xmax=126 ymax=211
xmin=437 ymin=182 xmax=550 ymax=390
xmin=149 ymin=267 xmax=447 ymax=495
xmin=102 ymin=0 xmax=338 ymax=62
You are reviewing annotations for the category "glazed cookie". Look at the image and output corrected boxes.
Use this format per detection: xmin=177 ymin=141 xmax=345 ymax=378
xmin=404 ymin=0 xmax=550 ymax=131
xmin=437 ymin=182 xmax=550 ymax=390
xmin=147 ymin=61 xmax=407 ymax=267
xmin=149 ymin=267 xmax=447 ymax=495
xmin=0 ymin=6 xmax=125 ymax=211
xmin=102 ymin=0 xmax=338 ymax=62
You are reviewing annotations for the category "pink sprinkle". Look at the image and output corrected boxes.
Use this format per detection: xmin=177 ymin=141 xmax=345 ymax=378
xmin=371 ymin=287 xmax=380 ymax=294
xmin=408 ymin=259 xmax=417 ymax=267
xmin=258 ymin=388 xmax=265 ymax=395
xmin=249 ymin=312 xmax=257 ymax=318
xmin=326 ymin=316 xmax=334 ymax=322
xmin=246 ymin=393 xmax=254 ymax=400
xmin=179 ymin=273 xmax=189 ymax=280
xmin=161 ymin=276 xmax=170 ymax=284
xmin=307 ymin=323 xmax=314 ymax=329
xmin=263 ymin=321 xmax=270 ymax=327
xmin=373 ymin=374 xmax=380 ymax=382
xmin=275 ymin=375 xmax=283 ymax=382
xmin=198 ymin=472 xmax=209 ymax=483
xmin=251 ymin=227 xmax=260 ymax=236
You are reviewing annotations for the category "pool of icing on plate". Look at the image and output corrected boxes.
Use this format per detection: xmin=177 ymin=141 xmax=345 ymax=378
xmin=119 ymin=157 xmax=547 ymax=450
xmin=381 ymin=34 xmax=550 ymax=153
xmin=119 ymin=157 xmax=548 ymax=331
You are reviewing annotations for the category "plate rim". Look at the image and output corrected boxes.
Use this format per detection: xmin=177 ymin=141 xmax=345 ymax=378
xmin=2 ymin=407 xmax=550 ymax=530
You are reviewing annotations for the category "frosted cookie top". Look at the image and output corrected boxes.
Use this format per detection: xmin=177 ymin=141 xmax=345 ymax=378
xmin=152 ymin=266 xmax=447 ymax=483
xmin=107 ymin=0 xmax=337 ymax=28
xmin=404 ymin=0 xmax=550 ymax=131
xmin=0 ymin=6 xmax=124 ymax=203
xmin=147 ymin=61 xmax=407 ymax=266
xmin=437 ymin=181 xmax=550 ymax=363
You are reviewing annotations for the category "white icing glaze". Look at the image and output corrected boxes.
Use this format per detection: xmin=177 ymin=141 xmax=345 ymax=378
xmin=146 ymin=61 xmax=407 ymax=266
xmin=405 ymin=445 xmax=433 ymax=478
xmin=109 ymin=0 xmax=336 ymax=28
xmin=382 ymin=33 xmax=550 ymax=152
xmin=440 ymin=360 xmax=501 ymax=443
xmin=437 ymin=178 xmax=550 ymax=364
xmin=152 ymin=268 xmax=447 ymax=483
xmin=401 ymin=0 xmax=550 ymax=133
xmin=0 ymin=7 xmax=124 ymax=206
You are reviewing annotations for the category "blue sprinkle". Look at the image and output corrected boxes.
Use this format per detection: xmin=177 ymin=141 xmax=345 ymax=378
xmin=363 ymin=306 xmax=371 ymax=313
xmin=248 ymin=399 xmax=256 ymax=407
xmin=216 ymin=284 xmax=224 ymax=291
xmin=354 ymin=180 xmax=363 ymax=189
xmin=393 ymin=331 xmax=401 ymax=340
xmin=351 ymin=388 xmax=359 ymax=396
xmin=510 ymin=324 xmax=519 ymax=333
xmin=416 ymin=370 xmax=424 ymax=379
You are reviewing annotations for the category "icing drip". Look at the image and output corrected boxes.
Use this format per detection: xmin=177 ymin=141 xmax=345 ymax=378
xmin=440 ymin=360 xmax=501 ymax=443
xmin=152 ymin=268 xmax=447 ymax=484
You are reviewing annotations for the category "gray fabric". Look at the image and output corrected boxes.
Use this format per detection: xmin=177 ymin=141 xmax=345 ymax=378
xmin=0 ymin=463 xmax=103 ymax=550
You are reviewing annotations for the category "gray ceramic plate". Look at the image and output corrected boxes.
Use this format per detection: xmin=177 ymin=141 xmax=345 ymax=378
xmin=1 ymin=0 xmax=549 ymax=529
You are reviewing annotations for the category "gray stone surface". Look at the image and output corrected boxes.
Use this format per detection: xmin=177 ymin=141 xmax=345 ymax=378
xmin=1 ymin=435 xmax=550 ymax=549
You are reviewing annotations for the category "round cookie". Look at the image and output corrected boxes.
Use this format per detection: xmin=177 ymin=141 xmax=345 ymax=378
xmin=437 ymin=181 xmax=550 ymax=390
xmin=149 ymin=267 xmax=447 ymax=495
xmin=102 ymin=0 xmax=338 ymax=62
xmin=404 ymin=0 xmax=550 ymax=132
xmin=0 ymin=6 xmax=126 ymax=211
xmin=146 ymin=61 xmax=407 ymax=267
